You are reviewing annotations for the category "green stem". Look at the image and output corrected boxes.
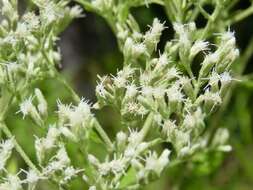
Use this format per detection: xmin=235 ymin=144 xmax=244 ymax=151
xmin=164 ymin=0 xmax=177 ymax=22
xmin=0 ymin=122 xmax=68 ymax=189
xmin=138 ymin=113 xmax=154 ymax=143
xmin=228 ymin=0 xmax=240 ymax=10
xmin=112 ymin=114 xmax=155 ymax=186
xmin=75 ymin=0 xmax=96 ymax=11
xmin=116 ymin=137 xmax=163 ymax=187
xmin=55 ymin=72 xmax=81 ymax=103
xmin=229 ymin=5 xmax=253 ymax=25
xmin=201 ymin=3 xmax=222 ymax=39
xmin=54 ymin=71 xmax=114 ymax=151
xmin=0 ymin=122 xmax=40 ymax=173
xmin=92 ymin=119 xmax=114 ymax=152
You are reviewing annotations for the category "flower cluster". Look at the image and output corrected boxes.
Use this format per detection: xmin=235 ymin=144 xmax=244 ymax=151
xmin=0 ymin=0 xmax=82 ymax=98
xmin=90 ymin=18 xmax=238 ymax=188
xmin=0 ymin=138 xmax=14 ymax=171
xmin=0 ymin=0 xmax=85 ymax=189
xmin=57 ymin=99 xmax=94 ymax=141
xmin=0 ymin=0 xmax=246 ymax=190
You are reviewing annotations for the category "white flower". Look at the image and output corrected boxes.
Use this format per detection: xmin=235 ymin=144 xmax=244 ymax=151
xmin=15 ymin=23 xmax=29 ymax=38
xmin=56 ymin=146 xmax=70 ymax=164
xmin=42 ymin=3 xmax=58 ymax=23
xmin=156 ymin=53 xmax=169 ymax=69
xmin=57 ymin=100 xmax=73 ymax=120
xmin=208 ymin=71 xmax=220 ymax=86
xmin=140 ymin=71 xmax=152 ymax=85
xmin=167 ymin=67 xmax=180 ymax=80
xmin=125 ymin=84 xmax=138 ymax=98
xmin=141 ymin=86 xmax=153 ymax=97
xmin=190 ymin=40 xmax=209 ymax=58
xmin=126 ymin=102 xmax=139 ymax=114
xmin=166 ymin=84 xmax=184 ymax=102
xmin=1 ymin=174 xmax=22 ymax=190
xmin=157 ymin=149 xmax=170 ymax=174
xmin=183 ymin=108 xmax=205 ymax=128
xmin=18 ymin=96 xmax=36 ymax=119
xmin=220 ymin=72 xmax=232 ymax=84
xmin=132 ymin=43 xmax=146 ymax=57
xmin=173 ymin=23 xmax=185 ymax=35
xmin=6 ymin=62 xmax=20 ymax=73
xmin=113 ymin=75 xmax=127 ymax=88
xmin=116 ymin=23 xmax=129 ymax=40
xmin=116 ymin=131 xmax=127 ymax=145
xmin=69 ymin=5 xmax=84 ymax=18
xmin=61 ymin=166 xmax=83 ymax=184
xmin=203 ymin=52 xmax=220 ymax=64
xmin=34 ymin=125 xmax=60 ymax=161
xmin=35 ymin=88 xmax=48 ymax=117
xmin=137 ymin=105 xmax=148 ymax=118
xmin=225 ymin=48 xmax=239 ymax=62
xmin=203 ymin=90 xmax=222 ymax=105
xmin=22 ymin=169 xmax=45 ymax=184
xmin=89 ymin=186 xmax=97 ymax=190
xmin=23 ymin=12 xmax=40 ymax=30
xmin=152 ymin=87 xmax=166 ymax=99
xmin=145 ymin=152 xmax=158 ymax=171
xmin=0 ymin=138 xmax=14 ymax=171
xmin=69 ymin=98 xmax=92 ymax=127
xmin=136 ymin=142 xmax=148 ymax=152
xmin=124 ymin=147 xmax=136 ymax=158
xmin=188 ymin=22 xmax=196 ymax=31
xmin=144 ymin=18 xmax=165 ymax=48
xmin=173 ymin=23 xmax=191 ymax=47
xmin=151 ymin=18 xmax=165 ymax=34
xmin=128 ymin=128 xmax=141 ymax=145
xmin=96 ymin=76 xmax=107 ymax=97
xmin=220 ymin=31 xmax=235 ymax=43
xmin=132 ymin=31 xmax=143 ymax=41
xmin=43 ymin=146 xmax=70 ymax=175
xmin=208 ymin=71 xmax=233 ymax=87
xmin=88 ymin=154 xmax=100 ymax=166
xmin=217 ymin=145 xmax=232 ymax=152
xmin=57 ymin=99 xmax=92 ymax=128
xmin=98 ymin=162 xmax=111 ymax=176
xmin=110 ymin=156 xmax=125 ymax=175
xmin=59 ymin=126 xmax=78 ymax=141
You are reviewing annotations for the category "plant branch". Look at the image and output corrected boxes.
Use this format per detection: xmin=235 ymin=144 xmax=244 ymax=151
xmin=92 ymin=118 xmax=114 ymax=152
xmin=228 ymin=4 xmax=253 ymax=25
xmin=0 ymin=122 xmax=40 ymax=173
xmin=54 ymin=70 xmax=114 ymax=151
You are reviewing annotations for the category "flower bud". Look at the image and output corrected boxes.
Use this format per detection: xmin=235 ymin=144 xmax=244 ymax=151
xmin=35 ymin=88 xmax=48 ymax=118
xmin=116 ymin=131 xmax=127 ymax=151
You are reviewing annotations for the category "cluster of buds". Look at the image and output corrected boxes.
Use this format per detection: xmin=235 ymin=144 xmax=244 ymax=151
xmin=0 ymin=138 xmax=14 ymax=171
xmin=91 ymin=19 xmax=239 ymax=189
xmin=18 ymin=91 xmax=87 ymax=188
xmin=35 ymin=125 xmax=61 ymax=163
xmin=57 ymin=98 xmax=94 ymax=141
xmin=0 ymin=0 xmax=83 ymax=97
xmin=86 ymin=126 xmax=170 ymax=189
xmin=17 ymin=88 xmax=47 ymax=126
xmin=0 ymin=144 xmax=83 ymax=190
xmin=34 ymin=127 xmax=84 ymax=187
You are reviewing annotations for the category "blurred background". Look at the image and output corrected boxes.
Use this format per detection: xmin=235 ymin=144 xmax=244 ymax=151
xmin=5 ymin=0 xmax=253 ymax=189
